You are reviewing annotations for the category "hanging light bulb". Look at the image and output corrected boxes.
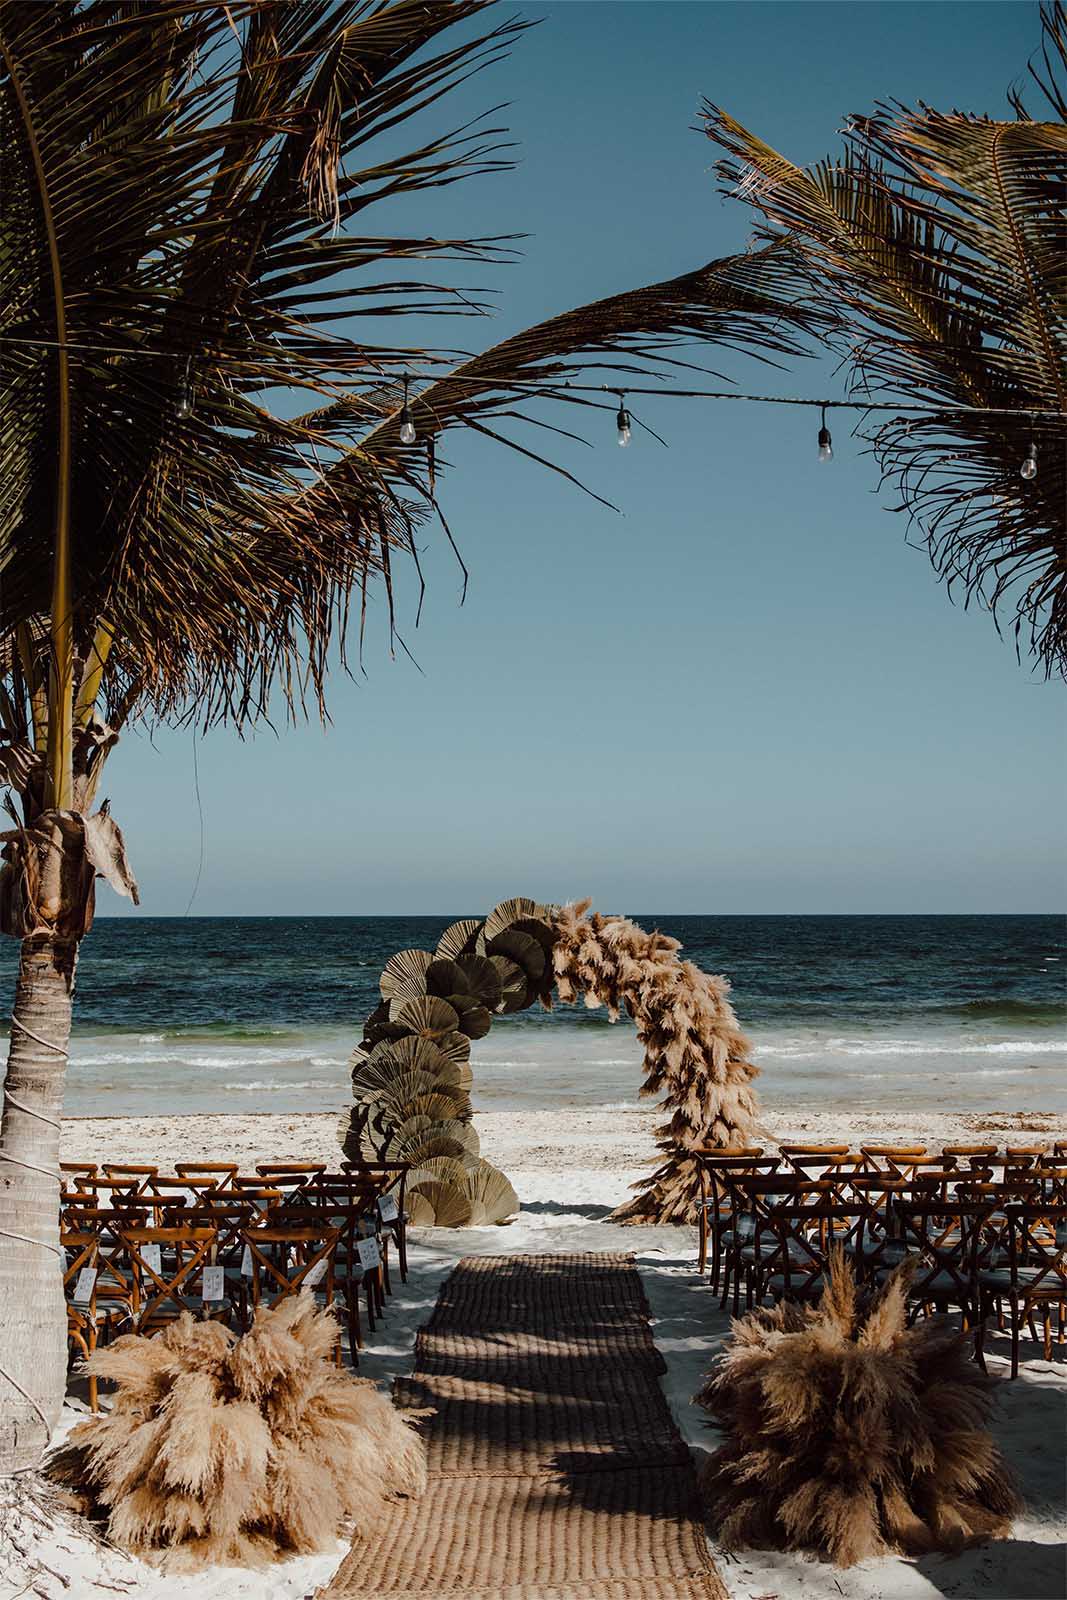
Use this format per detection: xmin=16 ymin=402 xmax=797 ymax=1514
xmin=1020 ymin=438 xmax=1038 ymax=481
xmin=616 ymin=397 xmax=632 ymax=448
xmin=177 ymin=356 xmax=194 ymax=419
xmin=817 ymin=404 xmax=832 ymax=462
xmin=399 ymin=376 xmax=416 ymax=444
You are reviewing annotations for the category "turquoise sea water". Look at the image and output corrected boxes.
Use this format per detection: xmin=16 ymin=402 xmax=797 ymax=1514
xmin=5 ymin=914 xmax=1062 ymax=1118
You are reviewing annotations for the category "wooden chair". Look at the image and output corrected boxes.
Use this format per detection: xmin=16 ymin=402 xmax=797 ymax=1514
xmin=884 ymin=1151 xmax=956 ymax=1182
xmin=891 ymin=1200 xmax=990 ymax=1332
xmin=62 ymin=1230 xmax=101 ymax=1411
xmin=778 ymin=1143 xmax=851 ymax=1159
xmin=750 ymin=1197 xmax=867 ymax=1305
xmin=60 ymin=1161 xmax=98 ymax=1181
xmin=214 ymin=1183 xmax=284 ymax=1212
xmin=859 ymin=1144 xmax=927 ymax=1171
xmin=719 ymin=1174 xmax=830 ymax=1313
xmin=165 ymin=1200 xmax=260 ymax=1330
xmin=118 ymin=1225 xmax=226 ymax=1333
xmin=255 ymin=1163 xmax=328 ymax=1194
xmin=241 ymin=1222 xmax=344 ymax=1361
xmin=101 ymin=1163 xmax=158 ymax=1194
xmin=976 ymin=1203 xmax=1067 ymax=1377
xmin=1004 ymin=1146 xmax=1049 ymax=1166
xmin=174 ymin=1161 xmax=240 ymax=1186
xmin=941 ymin=1144 xmax=998 ymax=1164
xmin=71 ymin=1175 xmax=140 ymax=1207
xmin=305 ymin=1179 xmax=389 ymax=1316
xmin=691 ymin=1149 xmax=770 ymax=1286
xmin=340 ymin=1161 xmax=411 ymax=1283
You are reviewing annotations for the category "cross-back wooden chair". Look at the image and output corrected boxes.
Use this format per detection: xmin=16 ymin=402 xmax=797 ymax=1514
xmin=101 ymin=1163 xmax=158 ymax=1194
xmin=241 ymin=1221 xmax=344 ymax=1362
xmin=62 ymin=1230 xmax=101 ymax=1411
xmin=941 ymin=1144 xmax=998 ymax=1165
xmin=145 ymin=1174 xmax=219 ymax=1221
xmin=976 ymin=1203 xmax=1067 ymax=1377
xmin=778 ymin=1143 xmax=851 ymax=1161
xmin=718 ymin=1173 xmax=832 ymax=1313
xmin=174 ymin=1161 xmax=240 ymax=1187
xmin=305 ymin=1177 xmax=390 ymax=1313
xmin=255 ymin=1163 xmax=327 ymax=1195
xmin=119 ymin=1225 xmax=226 ymax=1333
xmin=892 ymin=1200 xmax=991 ymax=1332
xmin=60 ymin=1161 xmax=98 ymax=1182
xmin=839 ymin=1173 xmax=911 ymax=1279
xmin=340 ymin=1160 xmax=411 ymax=1282
xmin=692 ymin=1150 xmax=773 ymax=1288
xmin=72 ymin=1175 xmax=140 ymax=1208
xmin=751 ymin=1198 xmax=868 ymax=1305
xmin=1004 ymin=1146 xmax=1049 ymax=1166
xmin=164 ymin=1200 xmax=261 ymax=1329
xmin=859 ymin=1144 xmax=927 ymax=1172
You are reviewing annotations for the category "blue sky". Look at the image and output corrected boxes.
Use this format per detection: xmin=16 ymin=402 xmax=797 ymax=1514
xmin=106 ymin=1 xmax=1064 ymax=917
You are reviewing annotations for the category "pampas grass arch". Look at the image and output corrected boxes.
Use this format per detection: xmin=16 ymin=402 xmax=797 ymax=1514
xmin=342 ymin=897 xmax=760 ymax=1224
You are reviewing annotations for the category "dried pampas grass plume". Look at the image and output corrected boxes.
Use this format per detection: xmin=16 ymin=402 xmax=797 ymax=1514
xmin=551 ymin=900 xmax=760 ymax=1223
xmin=696 ymin=1250 xmax=1021 ymax=1567
xmin=47 ymin=1295 xmax=426 ymax=1570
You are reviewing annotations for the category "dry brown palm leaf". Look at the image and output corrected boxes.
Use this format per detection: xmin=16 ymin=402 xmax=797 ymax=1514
xmin=388 ymin=994 xmax=461 ymax=1040
xmin=383 ymin=1117 xmax=480 ymax=1165
xmin=405 ymin=1155 xmax=480 ymax=1226
xmin=482 ymin=896 xmax=551 ymax=944
xmin=379 ymin=949 xmax=434 ymax=1005
xmin=368 ymin=1034 xmax=464 ymax=1088
xmin=450 ymin=953 xmax=503 ymax=1010
xmin=351 ymin=1065 xmax=447 ymax=1110
xmin=433 ymin=1029 xmax=473 ymax=1071
xmin=485 ymin=927 xmax=546 ymax=984
xmin=435 ymin=919 xmax=483 ymax=960
xmin=444 ymin=996 xmax=493 ymax=1040
xmin=488 ymin=953 xmax=528 ymax=1013
xmin=462 ymin=1159 xmax=520 ymax=1225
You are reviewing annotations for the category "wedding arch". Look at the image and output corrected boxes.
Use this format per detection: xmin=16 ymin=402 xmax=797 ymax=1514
xmin=341 ymin=896 xmax=761 ymax=1225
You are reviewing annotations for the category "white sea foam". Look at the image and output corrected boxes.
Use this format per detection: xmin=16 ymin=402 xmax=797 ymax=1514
xmin=755 ymin=1038 xmax=1066 ymax=1059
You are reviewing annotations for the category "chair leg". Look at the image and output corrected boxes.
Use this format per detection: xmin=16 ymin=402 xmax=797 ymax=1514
xmin=697 ymin=1208 xmax=707 ymax=1276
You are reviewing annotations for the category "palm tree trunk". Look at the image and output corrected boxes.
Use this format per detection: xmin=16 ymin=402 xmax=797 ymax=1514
xmin=0 ymin=934 xmax=77 ymax=1476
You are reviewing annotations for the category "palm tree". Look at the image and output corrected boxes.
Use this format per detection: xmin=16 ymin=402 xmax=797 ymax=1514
xmin=0 ymin=0 xmax=821 ymax=1474
xmin=703 ymin=0 xmax=1067 ymax=676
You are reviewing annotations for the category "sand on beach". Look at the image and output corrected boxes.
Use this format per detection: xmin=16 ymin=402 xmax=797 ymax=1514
xmin=61 ymin=1102 xmax=1067 ymax=1184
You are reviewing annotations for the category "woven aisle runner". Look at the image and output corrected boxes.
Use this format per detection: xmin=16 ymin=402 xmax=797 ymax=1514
xmin=323 ymin=1252 xmax=726 ymax=1600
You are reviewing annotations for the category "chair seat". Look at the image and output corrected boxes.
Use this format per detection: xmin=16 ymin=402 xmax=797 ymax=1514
xmin=980 ymin=1267 xmax=1065 ymax=1295
xmin=762 ymin=1271 xmax=825 ymax=1298
xmin=874 ymin=1269 xmax=970 ymax=1301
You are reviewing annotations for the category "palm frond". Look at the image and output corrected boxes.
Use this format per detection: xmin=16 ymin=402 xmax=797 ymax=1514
xmin=703 ymin=3 xmax=1067 ymax=675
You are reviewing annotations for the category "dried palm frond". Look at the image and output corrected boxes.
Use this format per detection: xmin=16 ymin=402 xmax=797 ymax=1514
xmin=47 ymin=1296 xmax=426 ymax=1570
xmin=704 ymin=1 xmax=1067 ymax=676
xmin=696 ymin=1251 xmax=1021 ymax=1567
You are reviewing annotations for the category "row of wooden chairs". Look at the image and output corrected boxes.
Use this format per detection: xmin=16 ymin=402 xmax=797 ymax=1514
xmin=60 ymin=1162 xmax=411 ymax=1408
xmin=695 ymin=1146 xmax=1067 ymax=1377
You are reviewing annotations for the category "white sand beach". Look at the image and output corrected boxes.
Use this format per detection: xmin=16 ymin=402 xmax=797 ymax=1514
xmin=7 ymin=1104 xmax=1060 ymax=1600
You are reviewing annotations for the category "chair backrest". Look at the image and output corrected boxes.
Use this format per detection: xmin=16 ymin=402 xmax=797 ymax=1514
xmin=256 ymin=1162 xmax=328 ymax=1180
xmin=72 ymin=1175 xmax=139 ymax=1202
xmin=941 ymin=1144 xmax=998 ymax=1160
xmin=61 ymin=1229 xmax=99 ymax=1316
xmin=778 ymin=1143 xmax=851 ymax=1157
xmin=169 ymin=1202 xmax=258 ymax=1262
xmin=1003 ymin=1203 xmax=1067 ymax=1297
xmin=118 ymin=1225 xmax=219 ymax=1327
xmin=894 ymin=1201 xmax=990 ymax=1301
xmin=884 ymin=1151 xmax=955 ymax=1181
xmin=1004 ymin=1146 xmax=1048 ymax=1166
xmin=60 ymin=1161 xmax=98 ymax=1180
xmin=174 ymin=1161 xmax=240 ymax=1185
xmin=101 ymin=1163 xmax=159 ymax=1192
xmin=860 ymin=1145 xmax=927 ymax=1164
xmin=215 ymin=1184 xmax=284 ymax=1210
xmin=241 ymin=1223 xmax=340 ymax=1310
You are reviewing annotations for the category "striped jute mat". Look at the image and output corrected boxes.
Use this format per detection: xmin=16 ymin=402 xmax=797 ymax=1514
xmin=322 ymin=1252 xmax=726 ymax=1600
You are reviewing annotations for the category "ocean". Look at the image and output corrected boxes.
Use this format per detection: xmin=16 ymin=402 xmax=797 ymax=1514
xmin=5 ymin=914 xmax=1062 ymax=1119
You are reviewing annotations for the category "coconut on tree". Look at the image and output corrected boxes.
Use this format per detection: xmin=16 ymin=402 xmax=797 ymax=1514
xmin=0 ymin=0 xmax=822 ymax=1476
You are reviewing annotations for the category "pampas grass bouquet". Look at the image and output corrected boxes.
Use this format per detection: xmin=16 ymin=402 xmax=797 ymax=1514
xmin=48 ymin=1293 xmax=426 ymax=1570
xmin=696 ymin=1249 xmax=1021 ymax=1567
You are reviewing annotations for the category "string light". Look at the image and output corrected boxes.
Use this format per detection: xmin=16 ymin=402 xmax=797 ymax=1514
xmin=817 ymin=404 xmax=832 ymax=462
xmin=616 ymin=395 xmax=632 ymax=448
xmin=1020 ymin=424 xmax=1038 ymax=481
xmin=399 ymin=376 xmax=416 ymax=444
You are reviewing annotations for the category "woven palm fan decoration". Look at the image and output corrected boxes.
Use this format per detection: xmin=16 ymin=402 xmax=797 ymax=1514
xmin=341 ymin=896 xmax=760 ymax=1224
